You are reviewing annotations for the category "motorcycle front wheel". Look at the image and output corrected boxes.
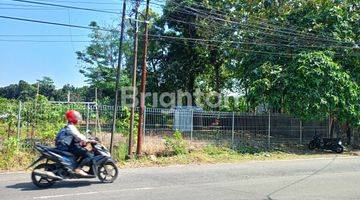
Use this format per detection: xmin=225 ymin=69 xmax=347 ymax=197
xmin=31 ymin=163 xmax=56 ymax=188
xmin=97 ymin=161 xmax=118 ymax=183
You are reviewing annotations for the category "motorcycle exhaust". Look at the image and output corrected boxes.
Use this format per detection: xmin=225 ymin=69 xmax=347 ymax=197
xmin=33 ymin=170 xmax=63 ymax=180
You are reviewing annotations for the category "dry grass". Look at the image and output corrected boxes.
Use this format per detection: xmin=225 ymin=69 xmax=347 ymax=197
xmin=117 ymin=136 xmax=358 ymax=168
xmin=1 ymin=134 xmax=358 ymax=172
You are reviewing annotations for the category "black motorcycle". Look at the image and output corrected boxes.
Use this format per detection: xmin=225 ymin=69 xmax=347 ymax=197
xmin=29 ymin=139 xmax=118 ymax=188
xmin=308 ymin=134 xmax=344 ymax=153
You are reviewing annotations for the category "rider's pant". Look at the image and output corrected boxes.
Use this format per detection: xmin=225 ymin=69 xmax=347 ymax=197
xmin=68 ymin=143 xmax=93 ymax=168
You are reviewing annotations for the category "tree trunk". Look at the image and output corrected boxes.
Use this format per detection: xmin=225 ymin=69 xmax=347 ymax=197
xmin=329 ymin=116 xmax=335 ymax=138
xmin=210 ymin=49 xmax=221 ymax=111
xmin=343 ymin=123 xmax=351 ymax=145
xmin=187 ymin=73 xmax=196 ymax=106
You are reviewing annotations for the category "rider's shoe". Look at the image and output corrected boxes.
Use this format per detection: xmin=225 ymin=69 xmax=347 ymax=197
xmin=74 ymin=168 xmax=95 ymax=178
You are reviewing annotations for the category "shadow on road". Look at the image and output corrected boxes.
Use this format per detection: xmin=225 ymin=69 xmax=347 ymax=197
xmin=6 ymin=180 xmax=101 ymax=191
xmin=266 ymin=156 xmax=337 ymax=200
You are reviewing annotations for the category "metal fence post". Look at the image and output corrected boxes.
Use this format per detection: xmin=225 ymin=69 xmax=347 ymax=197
xmin=86 ymin=103 xmax=90 ymax=136
xmin=231 ymin=112 xmax=235 ymax=143
xmin=268 ymin=111 xmax=271 ymax=149
xmin=190 ymin=110 xmax=193 ymax=140
xmin=299 ymin=120 xmax=303 ymax=145
xmin=17 ymin=101 xmax=22 ymax=140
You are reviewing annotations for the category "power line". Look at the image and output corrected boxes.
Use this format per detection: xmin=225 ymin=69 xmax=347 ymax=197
xmin=0 ymin=7 xmax=65 ymax=10
xmin=184 ymin=3 xmax=354 ymax=46
xmin=34 ymin=0 xmax=120 ymax=5
xmin=0 ymin=39 xmax=90 ymax=42
xmin=10 ymin=0 xmax=122 ymax=14
xmin=0 ymin=2 xmax=45 ymax=7
xmin=0 ymin=15 xmax=113 ymax=31
xmin=133 ymin=11 xmax=357 ymax=50
xmin=0 ymin=15 xmax=354 ymax=51
xmin=0 ymin=34 xmax=88 ymax=36
xmin=161 ymin=0 xmax=342 ymax=44
xmin=148 ymin=37 xmax=295 ymax=57
xmin=148 ymin=34 xmax=357 ymax=50
xmin=154 ymin=2 xmax=334 ymax=46
xmin=162 ymin=0 xmax=354 ymax=46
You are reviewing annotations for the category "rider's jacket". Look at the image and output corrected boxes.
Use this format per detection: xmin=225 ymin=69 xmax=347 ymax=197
xmin=65 ymin=124 xmax=87 ymax=143
xmin=55 ymin=123 xmax=87 ymax=151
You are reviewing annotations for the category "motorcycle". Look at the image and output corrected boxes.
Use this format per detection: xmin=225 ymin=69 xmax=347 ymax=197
xmin=29 ymin=139 xmax=118 ymax=188
xmin=308 ymin=133 xmax=344 ymax=153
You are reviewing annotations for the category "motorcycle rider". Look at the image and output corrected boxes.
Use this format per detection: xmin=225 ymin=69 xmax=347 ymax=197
xmin=55 ymin=110 xmax=94 ymax=177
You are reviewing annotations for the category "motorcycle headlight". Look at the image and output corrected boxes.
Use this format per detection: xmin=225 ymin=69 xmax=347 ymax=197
xmin=338 ymin=141 xmax=342 ymax=145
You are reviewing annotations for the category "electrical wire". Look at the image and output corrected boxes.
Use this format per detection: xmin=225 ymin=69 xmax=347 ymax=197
xmin=156 ymin=0 xmax=355 ymax=46
xmin=0 ymin=39 xmax=91 ymax=42
xmin=9 ymin=0 xmax=122 ymax=14
xmin=0 ymin=14 xmax=356 ymax=51
xmin=0 ymin=34 xmax=88 ymax=36
xmin=0 ymin=15 xmax=114 ymax=31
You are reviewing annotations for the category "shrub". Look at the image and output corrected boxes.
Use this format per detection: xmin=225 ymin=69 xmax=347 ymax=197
xmin=0 ymin=137 xmax=34 ymax=169
xmin=113 ymin=141 xmax=128 ymax=161
xmin=236 ymin=146 xmax=262 ymax=154
xmin=2 ymin=137 xmax=20 ymax=155
xmin=164 ymin=130 xmax=188 ymax=155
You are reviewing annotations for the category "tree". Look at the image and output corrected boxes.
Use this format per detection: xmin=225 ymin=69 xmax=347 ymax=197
xmin=76 ymin=21 xmax=131 ymax=101
xmin=284 ymin=51 xmax=359 ymax=136
xmin=36 ymin=76 xmax=56 ymax=100
xmin=247 ymin=62 xmax=285 ymax=112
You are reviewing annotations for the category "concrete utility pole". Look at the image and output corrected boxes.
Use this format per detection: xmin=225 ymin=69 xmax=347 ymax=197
xmin=110 ymin=0 xmax=127 ymax=153
xmin=127 ymin=0 xmax=141 ymax=158
xmin=136 ymin=0 xmax=150 ymax=156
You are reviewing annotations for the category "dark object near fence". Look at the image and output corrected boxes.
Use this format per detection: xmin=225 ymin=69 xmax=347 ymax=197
xmin=308 ymin=133 xmax=344 ymax=153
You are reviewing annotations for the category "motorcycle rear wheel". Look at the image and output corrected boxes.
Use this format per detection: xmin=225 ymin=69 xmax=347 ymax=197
xmin=334 ymin=146 xmax=344 ymax=154
xmin=97 ymin=161 xmax=118 ymax=183
xmin=31 ymin=163 xmax=56 ymax=188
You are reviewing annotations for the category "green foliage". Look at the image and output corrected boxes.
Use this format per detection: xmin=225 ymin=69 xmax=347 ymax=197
xmin=116 ymin=107 xmax=139 ymax=136
xmin=0 ymin=98 xmax=19 ymax=136
xmin=220 ymin=96 xmax=247 ymax=112
xmin=2 ymin=137 xmax=20 ymax=156
xmin=236 ymin=146 xmax=262 ymax=154
xmin=113 ymin=141 xmax=128 ymax=162
xmin=248 ymin=62 xmax=284 ymax=111
xmin=0 ymin=137 xmax=27 ymax=169
xmin=76 ymin=21 xmax=131 ymax=100
xmin=164 ymin=130 xmax=188 ymax=155
xmin=284 ymin=51 xmax=359 ymax=125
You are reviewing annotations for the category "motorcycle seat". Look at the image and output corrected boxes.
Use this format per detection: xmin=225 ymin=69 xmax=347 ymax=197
xmin=36 ymin=144 xmax=75 ymax=157
xmin=50 ymin=148 xmax=75 ymax=157
xmin=323 ymin=138 xmax=340 ymax=143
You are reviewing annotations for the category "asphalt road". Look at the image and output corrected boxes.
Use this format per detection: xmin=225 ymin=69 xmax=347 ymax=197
xmin=1 ymin=156 xmax=360 ymax=200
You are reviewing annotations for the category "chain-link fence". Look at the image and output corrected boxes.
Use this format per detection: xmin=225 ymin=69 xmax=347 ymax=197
xmin=143 ymin=108 xmax=332 ymax=148
xmin=1 ymin=99 xmax=359 ymax=149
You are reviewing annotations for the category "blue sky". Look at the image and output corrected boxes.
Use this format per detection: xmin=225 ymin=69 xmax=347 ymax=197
xmin=0 ymin=0 xmax=155 ymax=88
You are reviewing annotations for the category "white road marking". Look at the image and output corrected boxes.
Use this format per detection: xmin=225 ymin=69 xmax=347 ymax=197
xmin=32 ymin=187 xmax=155 ymax=199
